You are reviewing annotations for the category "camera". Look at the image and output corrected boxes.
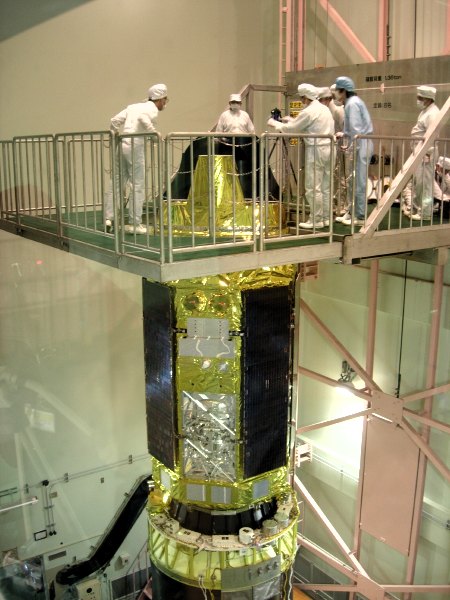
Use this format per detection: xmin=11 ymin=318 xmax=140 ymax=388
xmin=271 ymin=107 xmax=282 ymax=122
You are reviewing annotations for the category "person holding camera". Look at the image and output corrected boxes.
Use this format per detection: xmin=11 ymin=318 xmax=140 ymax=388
xmin=267 ymin=83 xmax=335 ymax=229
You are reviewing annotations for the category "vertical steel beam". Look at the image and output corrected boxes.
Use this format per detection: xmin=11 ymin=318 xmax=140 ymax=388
xmin=296 ymin=0 xmax=304 ymax=71
xmin=279 ymin=0 xmax=285 ymax=86
xmin=349 ymin=260 xmax=379 ymax=600
xmin=366 ymin=260 xmax=379 ymax=381
xmin=279 ymin=1 xmax=293 ymax=84
xmin=377 ymin=0 xmax=390 ymax=61
xmin=286 ymin=0 xmax=293 ymax=73
xmin=443 ymin=0 xmax=450 ymax=55
xmin=404 ymin=263 xmax=444 ymax=597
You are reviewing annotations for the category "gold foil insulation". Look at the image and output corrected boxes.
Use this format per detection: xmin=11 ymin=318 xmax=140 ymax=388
xmin=148 ymin=503 xmax=299 ymax=590
xmin=152 ymin=459 xmax=292 ymax=510
xmin=145 ymin=265 xmax=298 ymax=510
xmin=147 ymin=265 xmax=299 ymax=590
xmin=163 ymin=155 xmax=286 ymax=236
xmin=170 ymin=264 xmax=296 ymax=300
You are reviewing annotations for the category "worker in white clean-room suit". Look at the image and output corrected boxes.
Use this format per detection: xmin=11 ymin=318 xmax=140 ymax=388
xmin=267 ymin=83 xmax=335 ymax=229
xmin=402 ymin=85 xmax=440 ymax=221
xmin=317 ymin=86 xmax=348 ymax=217
xmin=433 ymin=155 xmax=450 ymax=211
xmin=216 ymin=94 xmax=255 ymax=134
xmin=104 ymin=83 xmax=168 ymax=234
xmin=323 ymin=85 xmax=345 ymax=133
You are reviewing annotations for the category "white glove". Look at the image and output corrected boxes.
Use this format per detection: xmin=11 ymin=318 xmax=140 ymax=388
xmin=281 ymin=116 xmax=294 ymax=123
xmin=267 ymin=118 xmax=283 ymax=130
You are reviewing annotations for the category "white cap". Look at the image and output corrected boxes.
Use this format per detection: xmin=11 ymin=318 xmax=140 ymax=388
xmin=317 ymin=86 xmax=332 ymax=100
xmin=297 ymin=83 xmax=318 ymax=100
xmin=229 ymin=94 xmax=242 ymax=103
xmin=437 ymin=156 xmax=450 ymax=170
xmin=148 ymin=83 xmax=168 ymax=100
xmin=417 ymin=85 xmax=436 ymax=100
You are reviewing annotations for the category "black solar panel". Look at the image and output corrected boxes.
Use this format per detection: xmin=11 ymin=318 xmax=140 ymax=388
xmin=142 ymin=280 xmax=176 ymax=469
xmin=241 ymin=286 xmax=293 ymax=479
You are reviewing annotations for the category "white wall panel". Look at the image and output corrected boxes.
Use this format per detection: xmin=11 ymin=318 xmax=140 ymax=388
xmin=0 ymin=0 xmax=279 ymax=139
xmin=0 ymin=229 xmax=148 ymax=572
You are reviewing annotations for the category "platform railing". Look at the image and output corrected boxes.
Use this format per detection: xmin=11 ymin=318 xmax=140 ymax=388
xmin=13 ymin=135 xmax=57 ymax=228
xmin=361 ymin=94 xmax=450 ymax=236
xmin=55 ymin=131 xmax=113 ymax=235
xmin=164 ymin=132 xmax=259 ymax=263
xmin=1 ymin=130 xmax=449 ymax=269
xmin=260 ymin=132 xmax=335 ymax=249
xmin=343 ymin=134 xmax=448 ymax=234
xmin=0 ymin=140 xmax=15 ymax=223
xmin=115 ymin=132 xmax=164 ymax=259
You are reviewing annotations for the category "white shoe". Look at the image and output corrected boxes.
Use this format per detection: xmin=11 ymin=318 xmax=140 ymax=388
xmin=335 ymin=212 xmax=351 ymax=223
xmin=125 ymin=223 xmax=148 ymax=234
xmin=323 ymin=220 xmax=330 ymax=227
xmin=105 ymin=219 xmax=114 ymax=233
xmin=402 ymin=209 xmax=411 ymax=218
xmin=411 ymin=213 xmax=431 ymax=221
xmin=300 ymin=220 xmax=324 ymax=229
xmin=342 ymin=217 xmax=365 ymax=226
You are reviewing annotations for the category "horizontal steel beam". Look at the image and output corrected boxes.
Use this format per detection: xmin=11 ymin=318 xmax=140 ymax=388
xmin=343 ymin=226 xmax=450 ymax=264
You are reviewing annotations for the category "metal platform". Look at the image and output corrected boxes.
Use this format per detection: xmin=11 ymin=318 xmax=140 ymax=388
xmin=1 ymin=126 xmax=450 ymax=281
xmin=1 ymin=214 xmax=449 ymax=281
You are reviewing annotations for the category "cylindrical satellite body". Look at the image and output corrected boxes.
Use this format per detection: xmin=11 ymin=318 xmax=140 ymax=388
xmin=143 ymin=266 xmax=299 ymax=599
